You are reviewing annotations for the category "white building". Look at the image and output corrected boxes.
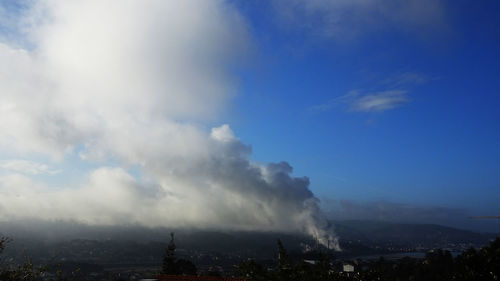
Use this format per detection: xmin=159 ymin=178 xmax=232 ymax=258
xmin=343 ymin=263 xmax=354 ymax=273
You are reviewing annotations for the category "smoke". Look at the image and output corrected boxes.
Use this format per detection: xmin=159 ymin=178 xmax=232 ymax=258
xmin=0 ymin=1 xmax=338 ymax=249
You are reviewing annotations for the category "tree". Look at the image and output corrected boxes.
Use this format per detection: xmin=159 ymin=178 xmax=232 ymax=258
xmin=237 ymin=259 xmax=268 ymax=281
xmin=276 ymin=239 xmax=293 ymax=281
xmin=162 ymin=232 xmax=197 ymax=276
xmin=315 ymin=251 xmax=332 ymax=280
xmin=0 ymin=237 xmax=7 ymax=254
xmin=162 ymin=232 xmax=178 ymax=275
xmin=176 ymin=259 xmax=197 ymax=275
xmin=0 ymin=237 xmax=69 ymax=281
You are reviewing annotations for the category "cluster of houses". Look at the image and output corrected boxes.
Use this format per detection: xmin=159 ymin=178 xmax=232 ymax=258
xmin=141 ymin=276 xmax=245 ymax=281
xmin=139 ymin=262 xmax=357 ymax=281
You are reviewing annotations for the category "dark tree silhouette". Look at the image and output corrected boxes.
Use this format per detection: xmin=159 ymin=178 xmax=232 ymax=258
xmin=234 ymin=236 xmax=500 ymax=281
xmin=237 ymin=259 xmax=267 ymax=281
xmin=0 ymin=237 xmax=69 ymax=281
xmin=162 ymin=232 xmax=178 ymax=275
xmin=176 ymin=258 xmax=197 ymax=275
xmin=162 ymin=232 xmax=197 ymax=276
xmin=276 ymin=239 xmax=293 ymax=281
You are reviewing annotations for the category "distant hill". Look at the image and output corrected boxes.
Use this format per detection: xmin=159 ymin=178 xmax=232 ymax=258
xmin=332 ymin=220 xmax=495 ymax=247
xmin=1 ymin=220 xmax=497 ymax=264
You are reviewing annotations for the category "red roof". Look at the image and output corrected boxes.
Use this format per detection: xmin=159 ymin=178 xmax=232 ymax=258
xmin=156 ymin=275 xmax=245 ymax=281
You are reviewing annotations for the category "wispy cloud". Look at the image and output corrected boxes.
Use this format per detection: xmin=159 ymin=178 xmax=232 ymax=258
xmin=349 ymin=90 xmax=409 ymax=112
xmin=310 ymin=71 xmax=429 ymax=114
xmin=382 ymin=72 xmax=428 ymax=87
xmin=273 ymin=0 xmax=448 ymax=41
xmin=310 ymin=90 xmax=409 ymax=113
xmin=1 ymin=159 xmax=61 ymax=175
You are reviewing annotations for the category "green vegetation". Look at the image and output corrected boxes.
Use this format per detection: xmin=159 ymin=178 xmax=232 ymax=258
xmin=0 ymin=237 xmax=77 ymax=281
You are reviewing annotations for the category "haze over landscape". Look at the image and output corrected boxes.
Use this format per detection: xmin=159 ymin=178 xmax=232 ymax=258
xmin=0 ymin=0 xmax=499 ymax=256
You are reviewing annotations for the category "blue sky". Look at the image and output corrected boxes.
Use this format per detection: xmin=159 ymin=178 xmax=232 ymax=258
xmin=229 ymin=0 xmax=500 ymax=217
xmin=0 ymin=0 xmax=499 ymax=234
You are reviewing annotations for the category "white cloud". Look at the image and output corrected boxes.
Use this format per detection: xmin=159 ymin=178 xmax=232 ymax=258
xmin=0 ymin=130 xmax=337 ymax=248
xmin=0 ymin=0 xmax=252 ymax=158
xmin=0 ymin=0 xmax=337 ymax=248
xmin=310 ymin=90 xmax=409 ymax=113
xmin=308 ymin=72 xmax=430 ymax=113
xmin=350 ymin=90 xmax=409 ymax=112
xmin=210 ymin=124 xmax=237 ymax=143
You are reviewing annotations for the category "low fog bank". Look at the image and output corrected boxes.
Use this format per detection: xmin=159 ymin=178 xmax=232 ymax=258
xmin=1 ymin=219 xmax=495 ymax=250
xmin=1 ymin=220 xmax=495 ymax=268
xmin=0 ymin=220 xmax=314 ymax=245
xmin=0 ymin=220 xmax=322 ymax=264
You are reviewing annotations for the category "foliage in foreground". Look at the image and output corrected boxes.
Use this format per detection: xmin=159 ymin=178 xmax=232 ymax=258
xmin=1 ymin=235 xmax=499 ymax=280
xmin=0 ymin=237 xmax=76 ymax=281
xmin=238 ymin=237 xmax=500 ymax=281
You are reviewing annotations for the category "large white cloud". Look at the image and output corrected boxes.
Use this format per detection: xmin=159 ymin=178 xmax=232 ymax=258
xmin=0 ymin=1 xmax=338 ymax=249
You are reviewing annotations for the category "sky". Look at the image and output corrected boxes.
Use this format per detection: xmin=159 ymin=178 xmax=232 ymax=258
xmin=0 ymin=0 xmax=499 ymax=238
